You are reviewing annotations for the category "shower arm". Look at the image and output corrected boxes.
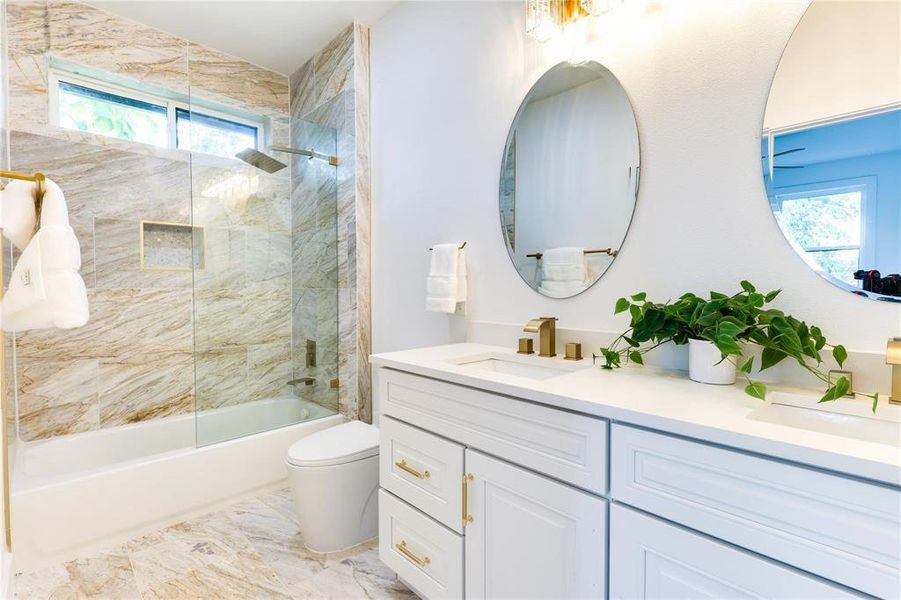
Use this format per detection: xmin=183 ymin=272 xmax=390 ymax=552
xmin=269 ymin=145 xmax=339 ymax=167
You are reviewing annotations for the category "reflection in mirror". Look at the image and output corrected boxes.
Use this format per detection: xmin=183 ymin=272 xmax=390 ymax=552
xmin=763 ymin=0 xmax=900 ymax=302
xmin=500 ymin=61 xmax=639 ymax=298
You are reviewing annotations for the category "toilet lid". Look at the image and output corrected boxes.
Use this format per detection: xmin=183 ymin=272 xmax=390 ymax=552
xmin=287 ymin=420 xmax=379 ymax=467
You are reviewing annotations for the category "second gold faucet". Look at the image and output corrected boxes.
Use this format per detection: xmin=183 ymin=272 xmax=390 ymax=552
xmin=524 ymin=317 xmax=558 ymax=357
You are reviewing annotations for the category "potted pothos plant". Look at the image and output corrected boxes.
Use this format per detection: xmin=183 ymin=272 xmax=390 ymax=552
xmin=597 ymin=281 xmax=881 ymax=411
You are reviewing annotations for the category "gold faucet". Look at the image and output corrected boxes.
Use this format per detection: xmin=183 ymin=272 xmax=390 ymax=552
xmin=887 ymin=338 xmax=901 ymax=405
xmin=524 ymin=317 xmax=558 ymax=358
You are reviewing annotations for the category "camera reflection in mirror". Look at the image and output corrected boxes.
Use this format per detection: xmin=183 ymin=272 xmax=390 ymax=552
xmin=500 ymin=60 xmax=640 ymax=298
xmin=763 ymin=0 xmax=900 ymax=302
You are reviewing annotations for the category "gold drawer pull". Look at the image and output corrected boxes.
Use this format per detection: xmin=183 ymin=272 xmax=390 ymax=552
xmin=395 ymin=459 xmax=430 ymax=479
xmin=396 ymin=540 xmax=430 ymax=567
xmin=462 ymin=473 xmax=474 ymax=526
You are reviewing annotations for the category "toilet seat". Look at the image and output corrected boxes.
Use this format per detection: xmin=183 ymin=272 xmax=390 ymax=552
xmin=287 ymin=420 xmax=379 ymax=467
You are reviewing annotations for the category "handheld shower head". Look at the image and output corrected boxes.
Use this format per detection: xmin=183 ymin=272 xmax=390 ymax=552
xmin=235 ymin=148 xmax=288 ymax=174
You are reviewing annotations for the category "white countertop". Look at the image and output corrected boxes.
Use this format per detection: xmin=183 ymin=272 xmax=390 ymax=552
xmin=371 ymin=343 xmax=901 ymax=487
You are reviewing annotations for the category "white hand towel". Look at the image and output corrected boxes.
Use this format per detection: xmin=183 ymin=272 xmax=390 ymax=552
xmin=538 ymin=247 xmax=589 ymax=297
xmin=426 ymin=243 xmax=467 ymax=314
xmin=1 ymin=178 xmax=89 ymax=331
xmin=0 ymin=179 xmax=39 ymax=250
xmin=540 ymin=247 xmax=588 ymax=283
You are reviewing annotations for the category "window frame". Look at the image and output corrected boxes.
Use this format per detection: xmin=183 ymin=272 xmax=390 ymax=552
xmin=772 ymin=176 xmax=877 ymax=279
xmin=48 ymin=69 xmax=265 ymax=156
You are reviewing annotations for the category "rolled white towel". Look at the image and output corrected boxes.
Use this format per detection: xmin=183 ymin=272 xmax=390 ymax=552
xmin=1 ymin=178 xmax=89 ymax=332
xmin=0 ymin=179 xmax=39 ymax=250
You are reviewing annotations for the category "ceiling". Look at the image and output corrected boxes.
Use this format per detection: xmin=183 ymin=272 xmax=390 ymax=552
xmin=86 ymin=1 xmax=399 ymax=75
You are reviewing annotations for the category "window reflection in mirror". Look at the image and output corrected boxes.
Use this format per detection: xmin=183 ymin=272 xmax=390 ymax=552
xmin=763 ymin=0 xmax=900 ymax=301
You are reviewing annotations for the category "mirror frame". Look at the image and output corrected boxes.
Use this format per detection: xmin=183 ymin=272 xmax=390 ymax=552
xmin=498 ymin=60 xmax=641 ymax=298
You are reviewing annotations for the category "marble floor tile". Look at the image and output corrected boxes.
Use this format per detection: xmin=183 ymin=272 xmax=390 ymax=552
xmin=16 ymin=546 xmax=141 ymax=600
xmin=15 ymin=486 xmax=415 ymax=600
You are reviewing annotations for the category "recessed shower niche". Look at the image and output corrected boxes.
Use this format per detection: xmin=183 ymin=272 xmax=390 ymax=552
xmin=140 ymin=220 xmax=205 ymax=272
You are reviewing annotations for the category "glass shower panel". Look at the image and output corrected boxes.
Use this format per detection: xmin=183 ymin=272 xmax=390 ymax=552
xmin=190 ymin=111 xmax=339 ymax=447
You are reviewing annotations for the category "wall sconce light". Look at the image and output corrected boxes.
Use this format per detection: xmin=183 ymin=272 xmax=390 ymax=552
xmin=527 ymin=0 xmax=623 ymax=41
xmin=526 ymin=0 xmax=586 ymax=42
xmin=579 ymin=0 xmax=622 ymax=16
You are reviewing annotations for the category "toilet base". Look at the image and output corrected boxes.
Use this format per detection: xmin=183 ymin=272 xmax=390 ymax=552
xmin=287 ymin=454 xmax=379 ymax=553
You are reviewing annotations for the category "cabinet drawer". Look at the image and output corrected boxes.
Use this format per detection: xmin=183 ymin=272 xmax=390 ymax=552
xmin=379 ymin=490 xmax=462 ymax=600
xmin=610 ymin=504 xmax=858 ymax=599
xmin=380 ymin=369 xmax=608 ymax=494
xmin=380 ymin=416 xmax=465 ymax=533
xmin=611 ymin=424 xmax=900 ymax=599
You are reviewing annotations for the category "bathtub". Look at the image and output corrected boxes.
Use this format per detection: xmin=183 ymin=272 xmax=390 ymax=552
xmin=10 ymin=396 xmax=343 ymax=571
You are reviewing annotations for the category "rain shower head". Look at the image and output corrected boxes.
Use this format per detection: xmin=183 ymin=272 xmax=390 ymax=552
xmin=235 ymin=148 xmax=288 ymax=174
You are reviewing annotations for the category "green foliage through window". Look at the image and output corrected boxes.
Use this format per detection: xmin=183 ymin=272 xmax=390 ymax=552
xmin=58 ymin=81 xmax=167 ymax=147
xmin=56 ymin=79 xmax=260 ymax=160
xmin=773 ymin=191 xmax=862 ymax=285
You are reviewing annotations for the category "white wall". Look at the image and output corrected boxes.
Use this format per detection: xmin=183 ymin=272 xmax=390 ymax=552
xmin=764 ymin=0 xmax=901 ymax=130
xmin=371 ymin=0 xmax=901 ymax=356
xmin=513 ymin=76 xmax=638 ymax=282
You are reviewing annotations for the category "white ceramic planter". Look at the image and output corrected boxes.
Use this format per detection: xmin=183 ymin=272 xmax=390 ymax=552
xmin=688 ymin=338 xmax=737 ymax=385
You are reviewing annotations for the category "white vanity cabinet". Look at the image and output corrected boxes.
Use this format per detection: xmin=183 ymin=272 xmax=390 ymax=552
xmin=374 ymin=361 xmax=899 ymax=599
xmin=377 ymin=368 xmax=609 ymax=599
xmin=464 ymin=450 xmax=606 ymax=599
xmin=609 ymin=504 xmax=856 ymax=599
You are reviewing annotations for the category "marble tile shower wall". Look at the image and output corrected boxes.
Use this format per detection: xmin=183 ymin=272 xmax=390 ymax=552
xmin=6 ymin=0 xmax=299 ymax=441
xmin=290 ymin=24 xmax=371 ymax=422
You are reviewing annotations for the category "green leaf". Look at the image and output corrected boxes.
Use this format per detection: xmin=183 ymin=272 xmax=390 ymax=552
xmin=614 ymin=298 xmax=630 ymax=314
xmin=718 ymin=321 xmax=743 ymax=339
xmin=745 ymin=382 xmax=767 ymax=400
xmin=628 ymin=351 xmax=644 ymax=365
xmin=748 ymin=292 xmax=764 ymax=308
xmin=819 ymin=376 xmax=850 ymax=403
xmin=770 ymin=317 xmax=804 ymax=354
xmin=760 ymin=347 xmax=787 ymax=370
xmin=623 ymin=336 xmax=639 ymax=348
xmin=714 ymin=334 xmax=742 ymax=356
xmin=832 ymin=345 xmax=848 ymax=367
xmin=740 ymin=280 xmax=756 ymax=293
xmin=871 ymin=393 xmax=879 ymax=414
xmin=764 ymin=289 xmax=781 ymax=302
xmin=631 ymin=292 xmax=647 ymax=302
xmin=739 ymin=356 xmax=754 ymax=374
xmin=629 ymin=304 xmax=641 ymax=321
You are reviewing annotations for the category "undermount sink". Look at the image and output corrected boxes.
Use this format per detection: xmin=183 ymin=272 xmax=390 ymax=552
xmin=747 ymin=391 xmax=901 ymax=446
xmin=449 ymin=353 xmax=587 ymax=381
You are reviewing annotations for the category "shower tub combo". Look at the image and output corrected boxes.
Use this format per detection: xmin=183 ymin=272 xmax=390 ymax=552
xmin=11 ymin=396 xmax=341 ymax=571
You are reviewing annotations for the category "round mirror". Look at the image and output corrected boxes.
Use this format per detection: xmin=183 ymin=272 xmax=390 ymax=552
xmin=499 ymin=61 xmax=639 ymax=298
xmin=763 ymin=0 xmax=900 ymax=302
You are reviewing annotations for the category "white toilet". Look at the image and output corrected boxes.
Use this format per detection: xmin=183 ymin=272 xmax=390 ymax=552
xmin=286 ymin=420 xmax=380 ymax=553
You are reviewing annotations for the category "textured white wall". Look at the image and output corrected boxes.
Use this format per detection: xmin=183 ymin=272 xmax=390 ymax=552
xmin=370 ymin=0 xmax=901 ymax=355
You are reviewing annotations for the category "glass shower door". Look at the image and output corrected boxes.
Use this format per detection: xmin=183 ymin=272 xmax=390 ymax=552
xmin=189 ymin=112 xmax=339 ymax=446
